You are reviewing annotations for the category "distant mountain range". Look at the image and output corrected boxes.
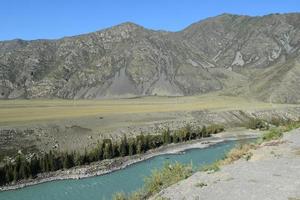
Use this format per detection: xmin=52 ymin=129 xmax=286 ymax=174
xmin=1 ymin=13 xmax=300 ymax=103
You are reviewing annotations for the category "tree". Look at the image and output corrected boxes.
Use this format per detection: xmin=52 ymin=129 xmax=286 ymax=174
xmin=136 ymin=134 xmax=145 ymax=154
xmin=195 ymin=126 xmax=202 ymax=138
xmin=0 ymin=167 xmax=5 ymax=185
xmin=30 ymin=156 xmax=40 ymax=177
xmin=13 ymin=166 xmax=18 ymax=182
xmin=103 ymin=142 xmax=113 ymax=159
xmin=178 ymin=129 xmax=186 ymax=142
xmin=18 ymin=162 xmax=28 ymax=179
xmin=82 ymin=149 xmax=90 ymax=164
xmin=48 ymin=151 xmax=55 ymax=171
xmin=149 ymin=135 xmax=163 ymax=148
xmin=39 ymin=155 xmax=49 ymax=172
xmin=184 ymin=124 xmax=192 ymax=141
xmin=128 ymin=139 xmax=136 ymax=156
xmin=119 ymin=135 xmax=128 ymax=157
xmin=63 ymin=152 xmax=74 ymax=169
xmin=74 ymin=152 xmax=84 ymax=166
xmin=5 ymin=164 xmax=14 ymax=183
xmin=136 ymin=139 xmax=143 ymax=154
xmin=190 ymin=129 xmax=197 ymax=140
xmin=96 ymin=141 xmax=104 ymax=160
xmin=172 ymin=131 xmax=180 ymax=143
xmin=145 ymin=134 xmax=151 ymax=151
xmin=112 ymin=142 xmax=119 ymax=158
xmin=13 ymin=155 xmax=23 ymax=181
xmin=201 ymin=126 xmax=207 ymax=137
xmin=163 ymin=128 xmax=171 ymax=144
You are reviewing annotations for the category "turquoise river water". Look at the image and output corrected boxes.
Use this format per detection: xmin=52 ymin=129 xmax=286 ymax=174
xmin=0 ymin=140 xmax=246 ymax=200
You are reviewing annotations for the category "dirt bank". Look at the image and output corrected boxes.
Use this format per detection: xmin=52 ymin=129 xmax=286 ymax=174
xmin=158 ymin=129 xmax=300 ymax=200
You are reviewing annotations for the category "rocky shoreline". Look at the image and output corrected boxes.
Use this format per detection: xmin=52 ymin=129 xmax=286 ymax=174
xmin=0 ymin=130 xmax=259 ymax=192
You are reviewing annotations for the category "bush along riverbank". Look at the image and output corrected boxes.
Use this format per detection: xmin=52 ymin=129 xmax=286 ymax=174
xmin=0 ymin=124 xmax=225 ymax=187
xmin=113 ymin=119 xmax=300 ymax=200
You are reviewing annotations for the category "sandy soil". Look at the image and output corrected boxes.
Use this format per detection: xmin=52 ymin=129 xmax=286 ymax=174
xmin=158 ymin=129 xmax=300 ymax=200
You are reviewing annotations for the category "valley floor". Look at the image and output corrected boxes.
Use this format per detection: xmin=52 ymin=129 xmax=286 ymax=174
xmin=158 ymin=129 xmax=300 ymax=200
xmin=1 ymin=94 xmax=299 ymax=159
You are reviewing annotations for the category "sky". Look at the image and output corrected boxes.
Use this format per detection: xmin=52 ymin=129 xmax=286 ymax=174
xmin=1 ymin=0 xmax=300 ymax=41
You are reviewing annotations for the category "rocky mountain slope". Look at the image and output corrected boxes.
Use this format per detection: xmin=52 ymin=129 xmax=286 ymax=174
xmin=0 ymin=13 xmax=300 ymax=102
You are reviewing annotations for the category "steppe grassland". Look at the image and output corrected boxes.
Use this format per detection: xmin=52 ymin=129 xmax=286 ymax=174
xmin=0 ymin=94 xmax=293 ymax=126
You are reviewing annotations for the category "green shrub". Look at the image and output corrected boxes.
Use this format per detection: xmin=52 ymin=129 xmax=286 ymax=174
xmin=261 ymin=128 xmax=283 ymax=142
xmin=200 ymin=161 xmax=220 ymax=172
xmin=195 ymin=182 xmax=207 ymax=188
xmin=144 ymin=162 xmax=192 ymax=196
xmin=206 ymin=124 xmax=225 ymax=135
xmin=281 ymin=120 xmax=300 ymax=132
xmin=269 ymin=117 xmax=286 ymax=127
xmin=113 ymin=162 xmax=192 ymax=199
xmin=112 ymin=192 xmax=127 ymax=200
xmin=246 ymin=118 xmax=268 ymax=130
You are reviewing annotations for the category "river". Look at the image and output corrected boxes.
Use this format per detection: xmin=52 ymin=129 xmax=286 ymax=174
xmin=0 ymin=139 xmax=246 ymax=200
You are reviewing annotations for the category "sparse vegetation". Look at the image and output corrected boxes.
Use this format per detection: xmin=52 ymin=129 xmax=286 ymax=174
xmin=261 ymin=128 xmax=283 ymax=142
xmin=113 ymin=162 xmax=192 ymax=200
xmin=269 ymin=117 xmax=287 ymax=127
xmin=220 ymin=144 xmax=255 ymax=165
xmin=113 ymin=192 xmax=127 ymax=200
xmin=144 ymin=163 xmax=192 ymax=196
xmin=206 ymin=124 xmax=225 ymax=134
xmin=246 ymin=118 xmax=269 ymax=130
xmin=201 ymin=161 xmax=220 ymax=172
xmin=202 ymin=119 xmax=300 ymax=177
xmin=257 ymin=119 xmax=300 ymax=143
xmin=195 ymin=182 xmax=207 ymax=188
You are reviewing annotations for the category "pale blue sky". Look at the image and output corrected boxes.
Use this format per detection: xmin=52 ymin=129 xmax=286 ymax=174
xmin=1 ymin=0 xmax=299 ymax=40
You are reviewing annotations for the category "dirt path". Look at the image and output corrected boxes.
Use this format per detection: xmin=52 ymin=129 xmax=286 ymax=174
xmin=159 ymin=129 xmax=300 ymax=200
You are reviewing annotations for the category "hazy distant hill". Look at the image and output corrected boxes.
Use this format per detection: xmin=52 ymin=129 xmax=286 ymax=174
xmin=1 ymin=13 xmax=300 ymax=103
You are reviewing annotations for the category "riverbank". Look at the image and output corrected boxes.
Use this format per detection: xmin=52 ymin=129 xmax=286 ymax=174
xmin=0 ymin=128 xmax=260 ymax=192
xmin=158 ymin=128 xmax=300 ymax=200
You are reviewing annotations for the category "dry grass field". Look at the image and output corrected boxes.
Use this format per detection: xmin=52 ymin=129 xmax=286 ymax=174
xmin=0 ymin=94 xmax=299 ymax=160
xmin=0 ymin=94 xmax=292 ymax=126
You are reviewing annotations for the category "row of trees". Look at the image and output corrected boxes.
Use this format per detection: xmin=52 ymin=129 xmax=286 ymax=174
xmin=0 ymin=124 xmax=224 ymax=186
xmin=245 ymin=117 xmax=300 ymax=131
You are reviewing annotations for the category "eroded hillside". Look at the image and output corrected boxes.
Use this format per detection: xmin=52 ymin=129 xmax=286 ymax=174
xmin=1 ymin=13 xmax=300 ymax=103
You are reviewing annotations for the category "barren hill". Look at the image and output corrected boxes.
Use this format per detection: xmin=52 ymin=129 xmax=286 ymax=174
xmin=1 ymin=13 xmax=300 ymax=103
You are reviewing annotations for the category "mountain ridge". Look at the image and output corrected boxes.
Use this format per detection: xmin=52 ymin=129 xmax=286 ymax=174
xmin=1 ymin=13 xmax=300 ymax=103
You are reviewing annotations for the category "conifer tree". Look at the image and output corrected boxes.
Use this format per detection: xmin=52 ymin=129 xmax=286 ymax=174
xmin=63 ymin=152 xmax=75 ymax=169
xmin=201 ymin=126 xmax=207 ymax=137
xmin=136 ymin=139 xmax=143 ymax=154
xmin=103 ymin=142 xmax=113 ymax=159
xmin=112 ymin=142 xmax=119 ymax=158
xmin=119 ymin=135 xmax=128 ymax=157
xmin=163 ymin=128 xmax=171 ymax=144
xmin=30 ymin=156 xmax=40 ymax=177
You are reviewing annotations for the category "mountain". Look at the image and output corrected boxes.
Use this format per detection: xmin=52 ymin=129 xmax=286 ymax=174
xmin=1 ymin=13 xmax=300 ymax=103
